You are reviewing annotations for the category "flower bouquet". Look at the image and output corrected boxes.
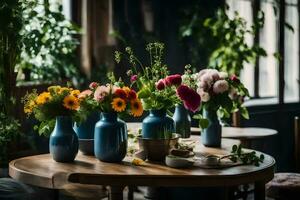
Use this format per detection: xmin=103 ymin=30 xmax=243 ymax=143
xmin=115 ymin=42 xmax=201 ymax=140
xmin=23 ymin=86 xmax=81 ymax=162
xmin=77 ymin=80 xmax=144 ymax=162
xmin=192 ymin=68 xmax=249 ymax=147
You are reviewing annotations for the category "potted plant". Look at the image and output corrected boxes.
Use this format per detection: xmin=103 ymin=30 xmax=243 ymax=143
xmin=23 ymin=86 xmax=82 ymax=162
xmin=192 ymin=69 xmax=249 ymax=147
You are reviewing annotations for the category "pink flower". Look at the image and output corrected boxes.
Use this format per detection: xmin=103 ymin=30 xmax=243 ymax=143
xmin=155 ymin=79 xmax=165 ymax=90
xmin=177 ymin=85 xmax=201 ymax=113
xmin=89 ymin=82 xmax=98 ymax=89
xmin=130 ymin=75 xmax=138 ymax=83
xmin=209 ymin=69 xmax=220 ymax=81
xmin=165 ymin=74 xmax=182 ymax=86
xmin=230 ymin=74 xmax=240 ymax=83
xmin=197 ymin=88 xmax=210 ymax=102
xmin=197 ymin=69 xmax=208 ymax=79
xmin=200 ymin=73 xmax=214 ymax=87
xmin=213 ymin=80 xmax=229 ymax=94
xmin=94 ymin=86 xmax=109 ymax=102
xmin=78 ymin=90 xmax=92 ymax=99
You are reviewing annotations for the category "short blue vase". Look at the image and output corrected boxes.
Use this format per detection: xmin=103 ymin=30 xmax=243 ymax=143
xmin=173 ymin=104 xmax=191 ymax=138
xmin=201 ymin=109 xmax=221 ymax=147
xmin=49 ymin=116 xmax=79 ymax=162
xmin=94 ymin=112 xmax=127 ymax=162
xmin=74 ymin=111 xmax=101 ymax=139
xmin=142 ymin=109 xmax=174 ymax=139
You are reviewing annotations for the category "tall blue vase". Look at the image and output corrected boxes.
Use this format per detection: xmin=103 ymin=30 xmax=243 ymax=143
xmin=173 ymin=104 xmax=191 ymax=138
xmin=201 ymin=109 xmax=221 ymax=147
xmin=94 ymin=112 xmax=127 ymax=162
xmin=142 ymin=109 xmax=174 ymax=139
xmin=74 ymin=111 xmax=101 ymax=139
xmin=49 ymin=116 xmax=79 ymax=162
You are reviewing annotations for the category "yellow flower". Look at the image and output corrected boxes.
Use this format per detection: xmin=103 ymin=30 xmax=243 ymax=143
xmin=63 ymin=95 xmax=80 ymax=110
xmin=24 ymin=100 xmax=36 ymax=114
xmin=71 ymin=90 xmax=80 ymax=97
xmin=47 ymin=86 xmax=61 ymax=94
xmin=130 ymin=98 xmax=143 ymax=117
xmin=111 ymin=97 xmax=126 ymax=112
xmin=36 ymin=92 xmax=52 ymax=105
xmin=132 ymin=158 xmax=144 ymax=166
xmin=59 ymin=87 xmax=71 ymax=94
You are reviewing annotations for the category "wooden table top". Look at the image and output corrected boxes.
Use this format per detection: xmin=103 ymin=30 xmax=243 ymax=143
xmin=9 ymin=136 xmax=275 ymax=189
xmin=127 ymin=122 xmax=278 ymax=140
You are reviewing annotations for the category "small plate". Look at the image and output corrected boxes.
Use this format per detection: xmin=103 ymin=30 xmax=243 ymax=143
xmin=165 ymin=155 xmax=194 ymax=168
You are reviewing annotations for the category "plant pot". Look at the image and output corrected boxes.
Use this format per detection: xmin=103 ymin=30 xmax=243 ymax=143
xmin=49 ymin=116 xmax=79 ymax=162
xmin=94 ymin=112 xmax=127 ymax=163
xmin=173 ymin=104 xmax=191 ymax=138
xmin=142 ymin=109 xmax=174 ymax=139
xmin=137 ymin=133 xmax=180 ymax=161
xmin=201 ymin=109 xmax=221 ymax=147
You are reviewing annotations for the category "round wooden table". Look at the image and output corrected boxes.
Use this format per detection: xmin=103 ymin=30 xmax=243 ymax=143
xmin=9 ymin=136 xmax=275 ymax=200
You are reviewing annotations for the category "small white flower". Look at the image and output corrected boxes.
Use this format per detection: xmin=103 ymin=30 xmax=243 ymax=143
xmin=213 ymin=80 xmax=229 ymax=94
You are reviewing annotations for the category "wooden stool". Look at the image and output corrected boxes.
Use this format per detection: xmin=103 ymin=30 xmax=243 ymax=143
xmin=60 ymin=184 xmax=108 ymax=200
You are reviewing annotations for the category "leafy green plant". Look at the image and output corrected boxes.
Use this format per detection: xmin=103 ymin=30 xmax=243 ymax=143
xmin=17 ymin=0 xmax=80 ymax=82
xmin=204 ymin=7 xmax=267 ymax=75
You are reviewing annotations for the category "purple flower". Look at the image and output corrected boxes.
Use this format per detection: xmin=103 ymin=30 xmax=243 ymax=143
xmin=130 ymin=75 xmax=138 ymax=83
xmin=155 ymin=79 xmax=166 ymax=90
xmin=165 ymin=74 xmax=182 ymax=86
xmin=177 ymin=85 xmax=201 ymax=113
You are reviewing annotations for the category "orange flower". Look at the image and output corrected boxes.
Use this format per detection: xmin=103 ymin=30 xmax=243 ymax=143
xmin=111 ymin=97 xmax=126 ymax=112
xmin=36 ymin=92 xmax=52 ymax=105
xmin=63 ymin=95 xmax=80 ymax=110
xmin=130 ymin=98 xmax=143 ymax=117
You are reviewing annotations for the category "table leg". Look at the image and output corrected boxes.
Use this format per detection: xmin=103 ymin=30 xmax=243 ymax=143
xmin=254 ymin=181 xmax=265 ymax=200
xmin=109 ymin=186 xmax=124 ymax=200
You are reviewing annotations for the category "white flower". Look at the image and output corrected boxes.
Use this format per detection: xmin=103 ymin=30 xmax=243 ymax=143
xmin=213 ymin=80 xmax=229 ymax=94
xmin=219 ymin=72 xmax=228 ymax=79
xmin=197 ymin=88 xmax=210 ymax=102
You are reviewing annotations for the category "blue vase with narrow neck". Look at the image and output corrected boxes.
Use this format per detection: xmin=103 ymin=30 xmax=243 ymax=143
xmin=142 ymin=109 xmax=174 ymax=139
xmin=74 ymin=111 xmax=101 ymax=139
xmin=173 ymin=104 xmax=191 ymax=138
xmin=94 ymin=112 xmax=127 ymax=162
xmin=201 ymin=109 xmax=221 ymax=147
xmin=49 ymin=116 xmax=79 ymax=162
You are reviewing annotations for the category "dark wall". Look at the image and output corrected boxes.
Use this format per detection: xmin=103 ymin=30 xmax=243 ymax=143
xmin=242 ymin=103 xmax=300 ymax=172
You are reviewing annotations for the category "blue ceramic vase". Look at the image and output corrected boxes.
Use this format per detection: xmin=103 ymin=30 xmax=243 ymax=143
xmin=142 ymin=109 xmax=174 ymax=139
xmin=173 ymin=104 xmax=191 ymax=138
xmin=49 ymin=116 xmax=79 ymax=162
xmin=94 ymin=112 xmax=127 ymax=162
xmin=201 ymin=109 xmax=221 ymax=147
xmin=74 ymin=111 xmax=101 ymax=139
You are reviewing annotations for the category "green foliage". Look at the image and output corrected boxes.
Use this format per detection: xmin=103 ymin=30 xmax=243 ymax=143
xmin=204 ymin=7 xmax=267 ymax=75
xmin=0 ymin=113 xmax=22 ymax=165
xmin=17 ymin=0 xmax=80 ymax=82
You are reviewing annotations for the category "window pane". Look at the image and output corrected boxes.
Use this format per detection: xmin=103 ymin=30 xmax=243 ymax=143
xmin=284 ymin=0 xmax=299 ymax=102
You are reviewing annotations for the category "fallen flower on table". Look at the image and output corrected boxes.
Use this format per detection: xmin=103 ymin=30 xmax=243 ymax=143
xmin=132 ymin=157 xmax=145 ymax=166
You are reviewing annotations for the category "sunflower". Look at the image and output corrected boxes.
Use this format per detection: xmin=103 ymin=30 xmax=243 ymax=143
xmin=36 ymin=92 xmax=52 ymax=105
xmin=63 ymin=95 xmax=80 ymax=110
xmin=111 ymin=97 xmax=126 ymax=112
xmin=130 ymin=98 xmax=143 ymax=117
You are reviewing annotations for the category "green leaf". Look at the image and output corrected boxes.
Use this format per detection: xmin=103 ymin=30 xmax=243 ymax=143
xmin=240 ymin=106 xmax=249 ymax=119
xmin=199 ymin=118 xmax=209 ymax=129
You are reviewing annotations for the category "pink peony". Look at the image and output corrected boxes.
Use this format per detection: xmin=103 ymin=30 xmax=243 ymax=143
xmin=130 ymin=75 xmax=138 ymax=83
xmin=155 ymin=79 xmax=166 ymax=90
xmin=197 ymin=69 xmax=208 ymax=79
xmin=78 ymin=90 xmax=92 ymax=99
xmin=200 ymin=73 xmax=214 ymax=87
xmin=209 ymin=69 xmax=220 ymax=81
xmin=177 ymin=85 xmax=201 ymax=113
xmin=197 ymin=88 xmax=210 ymax=102
xmin=94 ymin=85 xmax=109 ymax=102
xmin=213 ymin=80 xmax=229 ymax=94
xmin=89 ymin=82 xmax=98 ymax=89
xmin=165 ymin=74 xmax=182 ymax=86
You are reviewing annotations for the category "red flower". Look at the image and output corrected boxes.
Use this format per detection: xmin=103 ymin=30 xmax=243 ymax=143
xmin=165 ymin=74 xmax=182 ymax=86
xmin=155 ymin=79 xmax=165 ymax=90
xmin=89 ymin=82 xmax=98 ymax=89
xmin=114 ymin=89 xmax=127 ymax=99
xmin=177 ymin=85 xmax=201 ymax=113
xmin=230 ymin=75 xmax=240 ymax=83
xmin=128 ymin=89 xmax=137 ymax=100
